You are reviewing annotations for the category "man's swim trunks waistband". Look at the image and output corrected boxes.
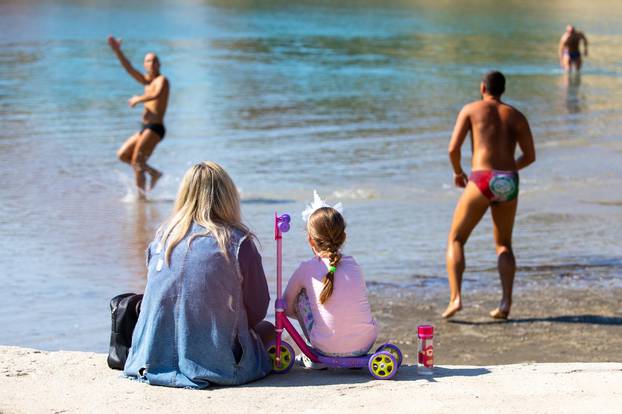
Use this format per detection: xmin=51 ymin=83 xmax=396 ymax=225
xmin=469 ymin=170 xmax=519 ymax=203
xmin=141 ymin=123 xmax=166 ymax=140
xmin=564 ymin=50 xmax=581 ymax=61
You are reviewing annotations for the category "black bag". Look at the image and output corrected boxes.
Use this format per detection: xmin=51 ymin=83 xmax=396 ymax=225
xmin=107 ymin=293 xmax=143 ymax=370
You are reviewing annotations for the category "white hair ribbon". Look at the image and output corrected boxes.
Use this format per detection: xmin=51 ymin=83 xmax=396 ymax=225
xmin=301 ymin=190 xmax=344 ymax=222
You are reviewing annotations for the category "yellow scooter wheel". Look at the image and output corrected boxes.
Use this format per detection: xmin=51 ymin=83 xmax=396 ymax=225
xmin=267 ymin=341 xmax=295 ymax=374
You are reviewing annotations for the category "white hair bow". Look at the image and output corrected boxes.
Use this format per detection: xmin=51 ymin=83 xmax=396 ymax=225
xmin=301 ymin=190 xmax=344 ymax=222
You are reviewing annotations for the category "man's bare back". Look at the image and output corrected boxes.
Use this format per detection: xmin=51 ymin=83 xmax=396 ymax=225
xmin=108 ymin=36 xmax=170 ymax=198
xmin=443 ymin=71 xmax=535 ymax=321
xmin=459 ymin=100 xmax=530 ymax=172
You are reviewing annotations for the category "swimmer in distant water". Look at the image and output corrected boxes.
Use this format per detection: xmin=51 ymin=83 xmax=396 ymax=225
xmin=442 ymin=71 xmax=536 ymax=320
xmin=107 ymin=36 xmax=169 ymax=198
xmin=559 ymin=25 xmax=588 ymax=72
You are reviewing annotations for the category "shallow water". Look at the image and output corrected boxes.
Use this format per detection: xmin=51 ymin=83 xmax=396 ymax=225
xmin=1 ymin=0 xmax=621 ymax=351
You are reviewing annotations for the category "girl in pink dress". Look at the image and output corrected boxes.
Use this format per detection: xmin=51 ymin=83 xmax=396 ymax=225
xmin=284 ymin=194 xmax=378 ymax=359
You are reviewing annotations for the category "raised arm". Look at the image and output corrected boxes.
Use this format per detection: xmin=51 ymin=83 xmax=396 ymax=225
xmin=128 ymin=76 xmax=168 ymax=107
xmin=448 ymin=106 xmax=471 ymax=187
xmin=514 ymin=112 xmax=536 ymax=170
xmin=107 ymin=36 xmax=147 ymax=85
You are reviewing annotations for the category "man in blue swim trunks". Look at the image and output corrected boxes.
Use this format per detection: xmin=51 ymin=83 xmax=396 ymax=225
xmin=442 ymin=71 xmax=536 ymax=320
xmin=108 ymin=36 xmax=170 ymax=198
xmin=559 ymin=25 xmax=588 ymax=72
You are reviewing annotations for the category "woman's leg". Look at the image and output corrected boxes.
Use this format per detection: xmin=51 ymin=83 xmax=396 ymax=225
xmin=253 ymin=320 xmax=275 ymax=347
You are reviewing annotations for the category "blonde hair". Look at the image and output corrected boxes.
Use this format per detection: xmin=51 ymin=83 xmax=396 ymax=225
xmin=159 ymin=161 xmax=251 ymax=265
xmin=307 ymin=207 xmax=346 ymax=304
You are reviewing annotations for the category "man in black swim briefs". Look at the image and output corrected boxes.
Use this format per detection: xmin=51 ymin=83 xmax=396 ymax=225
xmin=443 ymin=71 xmax=536 ymax=320
xmin=108 ymin=36 xmax=170 ymax=198
xmin=559 ymin=25 xmax=588 ymax=72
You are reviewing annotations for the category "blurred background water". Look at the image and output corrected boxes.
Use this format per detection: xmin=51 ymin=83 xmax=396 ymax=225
xmin=1 ymin=0 xmax=621 ymax=351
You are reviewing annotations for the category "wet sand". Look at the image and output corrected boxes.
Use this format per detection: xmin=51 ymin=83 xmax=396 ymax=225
xmin=369 ymin=284 xmax=622 ymax=365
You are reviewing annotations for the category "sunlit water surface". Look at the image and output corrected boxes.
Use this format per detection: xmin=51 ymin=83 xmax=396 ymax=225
xmin=1 ymin=0 xmax=621 ymax=351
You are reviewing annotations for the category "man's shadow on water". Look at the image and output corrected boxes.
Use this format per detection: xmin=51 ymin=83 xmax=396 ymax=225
xmin=563 ymin=71 xmax=582 ymax=113
xmin=245 ymin=365 xmax=490 ymax=388
xmin=448 ymin=314 xmax=622 ymax=326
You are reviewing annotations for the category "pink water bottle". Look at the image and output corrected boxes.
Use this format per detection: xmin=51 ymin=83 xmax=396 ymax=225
xmin=417 ymin=325 xmax=434 ymax=375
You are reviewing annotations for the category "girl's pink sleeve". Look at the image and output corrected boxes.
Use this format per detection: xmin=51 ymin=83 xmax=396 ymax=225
xmin=284 ymin=263 xmax=305 ymax=317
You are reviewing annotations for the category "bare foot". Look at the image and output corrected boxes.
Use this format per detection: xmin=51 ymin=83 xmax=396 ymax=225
xmin=489 ymin=308 xmax=510 ymax=320
xmin=490 ymin=299 xmax=511 ymax=319
xmin=149 ymin=171 xmax=162 ymax=191
xmin=442 ymin=300 xmax=462 ymax=319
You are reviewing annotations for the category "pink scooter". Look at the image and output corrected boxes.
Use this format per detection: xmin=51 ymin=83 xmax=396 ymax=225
xmin=266 ymin=212 xmax=403 ymax=380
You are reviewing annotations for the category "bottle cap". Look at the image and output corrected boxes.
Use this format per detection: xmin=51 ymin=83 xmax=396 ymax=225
xmin=418 ymin=325 xmax=434 ymax=337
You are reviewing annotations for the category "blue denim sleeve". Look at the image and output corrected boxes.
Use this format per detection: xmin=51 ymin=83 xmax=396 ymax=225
xmin=239 ymin=238 xmax=270 ymax=328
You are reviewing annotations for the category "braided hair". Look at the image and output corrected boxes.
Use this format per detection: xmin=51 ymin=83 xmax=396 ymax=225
xmin=307 ymin=207 xmax=346 ymax=304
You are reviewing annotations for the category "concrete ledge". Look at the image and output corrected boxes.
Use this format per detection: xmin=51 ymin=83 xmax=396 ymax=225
xmin=1 ymin=346 xmax=620 ymax=413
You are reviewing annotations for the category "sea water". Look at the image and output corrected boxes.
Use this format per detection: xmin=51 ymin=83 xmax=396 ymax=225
xmin=1 ymin=0 xmax=621 ymax=351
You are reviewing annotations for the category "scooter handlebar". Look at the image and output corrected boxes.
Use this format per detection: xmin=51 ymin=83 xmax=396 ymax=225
xmin=276 ymin=213 xmax=291 ymax=233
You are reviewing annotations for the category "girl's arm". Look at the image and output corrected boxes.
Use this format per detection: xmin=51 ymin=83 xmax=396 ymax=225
xmin=283 ymin=264 xmax=305 ymax=318
xmin=239 ymin=238 xmax=270 ymax=328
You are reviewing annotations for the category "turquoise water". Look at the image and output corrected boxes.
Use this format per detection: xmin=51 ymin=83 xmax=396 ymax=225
xmin=1 ymin=0 xmax=621 ymax=351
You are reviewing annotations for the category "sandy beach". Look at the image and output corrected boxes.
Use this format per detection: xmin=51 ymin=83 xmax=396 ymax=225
xmin=369 ymin=283 xmax=622 ymax=365
xmin=1 ymin=346 xmax=620 ymax=414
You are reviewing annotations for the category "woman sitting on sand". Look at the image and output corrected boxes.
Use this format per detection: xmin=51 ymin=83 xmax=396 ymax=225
xmin=124 ymin=161 xmax=273 ymax=388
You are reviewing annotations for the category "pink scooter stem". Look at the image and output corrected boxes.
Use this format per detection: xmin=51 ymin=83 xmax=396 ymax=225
xmin=273 ymin=212 xmax=322 ymax=366
xmin=274 ymin=212 xmax=284 ymax=367
xmin=275 ymin=212 xmax=283 ymax=298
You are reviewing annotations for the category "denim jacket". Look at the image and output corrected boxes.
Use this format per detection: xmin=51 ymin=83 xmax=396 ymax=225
xmin=124 ymin=223 xmax=272 ymax=388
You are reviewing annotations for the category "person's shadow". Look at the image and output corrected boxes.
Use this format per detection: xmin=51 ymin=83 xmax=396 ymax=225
xmin=245 ymin=364 xmax=490 ymax=387
xmin=447 ymin=314 xmax=622 ymax=326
